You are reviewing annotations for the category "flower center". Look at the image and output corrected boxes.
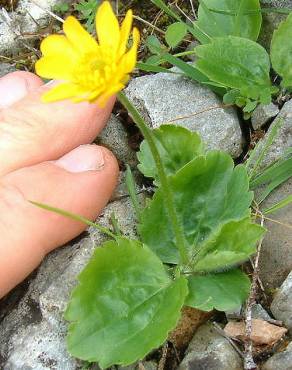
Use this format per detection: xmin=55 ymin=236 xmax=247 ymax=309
xmin=73 ymin=50 xmax=117 ymax=91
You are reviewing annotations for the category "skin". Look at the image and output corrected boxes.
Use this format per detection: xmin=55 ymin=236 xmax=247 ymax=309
xmin=0 ymin=71 xmax=119 ymax=298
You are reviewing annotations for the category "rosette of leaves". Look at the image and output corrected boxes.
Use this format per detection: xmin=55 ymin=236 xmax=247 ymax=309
xmin=65 ymin=125 xmax=264 ymax=368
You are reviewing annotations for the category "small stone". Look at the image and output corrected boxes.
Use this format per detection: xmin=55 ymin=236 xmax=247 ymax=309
xmin=251 ymin=103 xmax=279 ymax=130
xmin=98 ymin=114 xmax=137 ymax=167
xmin=262 ymin=341 xmax=292 ymax=370
xmin=178 ymin=322 xmax=243 ymax=370
xmin=0 ymin=63 xmax=16 ymax=78
xmin=251 ymin=304 xmax=272 ymax=321
xmin=271 ymin=271 xmax=292 ymax=332
xmin=125 ymin=72 xmax=243 ymax=158
xmin=224 ymin=319 xmax=287 ymax=346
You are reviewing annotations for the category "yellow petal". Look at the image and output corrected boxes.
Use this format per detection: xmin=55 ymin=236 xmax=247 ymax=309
xmin=63 ymin=16 xmax=98 ymax=54
xmin=120 ymin=27 xmax=140 ymax=74
xmin=117 ymin=9 xmax=133 ymax=59
xmin=42 ymin=83 xmax=87 ymax=103
xmin=96 ymin=1 xmax=120 ymax=53
xmin=96 ymin=83 xmax=124 ymax=107
xmin=35 ymin=56 xmax=75 ymax=80
xmin=40 ymin=35 xmax=77 ymax=59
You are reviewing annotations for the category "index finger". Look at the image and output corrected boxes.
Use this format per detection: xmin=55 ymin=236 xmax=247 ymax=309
xmin=0 ymin=80 xmax=115 ymax=176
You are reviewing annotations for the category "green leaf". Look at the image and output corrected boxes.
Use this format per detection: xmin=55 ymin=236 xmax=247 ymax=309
xmin=186 ymin=269 xmax=251 ymax=311
xmin=165 ymin=22 xmax=188 ymax=48
xmin=243 ymin=99 xmax=258 ymax=113
xmin=263 ymin=195 xmax=292 ymax=215
xmin=137 ymin=62 xmax=173 ymax=74
xmin=223 ymin=89 xmax=241 ymax=104
xmin=195 ymin=0 xmax=262 ymax=42
xmin=194 ymin=36 xmax=273 ymax=100
xmin=271 ymin=13 xmax=292 ymax=88
xmin=192 ymin=218 xmax=265 ymax=272
xmin=137 ymin=125 xmax=204 ymax=185
xmin=145 ymin=35 xmax=164 ymax=55
xmin=145 ymin=55 xmax=163 ymax=65
xmin=139 ymin=151 xmax=254 ymax=264
xmin=65 ymin=238 xmax=188 ymax=369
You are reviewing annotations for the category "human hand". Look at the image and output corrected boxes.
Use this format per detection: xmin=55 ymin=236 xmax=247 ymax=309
xmin=0 ymin=71 xmax=119 ymax=298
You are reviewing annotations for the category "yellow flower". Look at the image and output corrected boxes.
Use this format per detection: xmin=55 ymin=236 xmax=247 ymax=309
xmin=35 ymin=1 xmax=140 ymax=106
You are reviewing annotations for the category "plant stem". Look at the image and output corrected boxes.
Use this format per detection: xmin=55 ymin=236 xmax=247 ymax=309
xmin=117 ymin=91 xmax=188 ymax=265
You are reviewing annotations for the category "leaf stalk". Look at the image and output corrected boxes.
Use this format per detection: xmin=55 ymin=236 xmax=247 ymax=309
xmin=117 ymin=91 xmax=188 ymax=266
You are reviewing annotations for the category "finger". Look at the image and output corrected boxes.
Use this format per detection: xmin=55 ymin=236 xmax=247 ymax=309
xmin=0 ymin=144 xmax=118 ymax=297
xmin=0 ymin=71 xmax=43 ymax=109
xmin=0 ymin=81 xmax=115 ymax=176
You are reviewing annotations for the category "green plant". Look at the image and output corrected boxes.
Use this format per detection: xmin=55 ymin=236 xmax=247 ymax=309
xmin=52 ymin=2 xmax=70 ymax=13
xmin=44 ymin=93 xmax=263 ymax=369
xmin=74 ymin=0 xmax=101 ymax=32
xmin=143 ymin=0 xmax=292 ymax=118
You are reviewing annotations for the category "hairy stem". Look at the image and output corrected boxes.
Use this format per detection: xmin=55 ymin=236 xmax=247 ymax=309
xmin=117 ymin=91 xmax=188 ymax=265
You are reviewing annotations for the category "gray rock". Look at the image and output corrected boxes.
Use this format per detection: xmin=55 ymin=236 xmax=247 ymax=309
xmin=262 ymin=341 xmax=292 ymax=370
xmin=259 ymin=178 xmax=292 ymax=290
xmin=251 ymin=100 xmax=292 ymax=169
xmin=0 ymin=63 xmax=16 ymax=78
xmin=251 ymin=103 xmax=279 ymax=130
xmin=261 ymin=0 xmax=292 ymax=7
xmin=98 ymin=114 xmax=137 ymax=167
xmin=251 ymin=304 xmax=272 ymax=321
xmin=0 ymin=196 xmax=138 ymax=370
xmin=125 ymin=73 xmax=243 ymax=158
xmin=119 ymin=362 xmax=157 ymax=370
xmin=271 ymin=271 xmax=292 ymax=331
xmin=178 ymin=323 xmax=243 ymax=370
xmin=0 ymin=0 xmax=66 ymax=56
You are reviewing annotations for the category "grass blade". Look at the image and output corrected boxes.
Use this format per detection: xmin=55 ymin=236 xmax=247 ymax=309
xmin=263 ymin=195 xmax=292 ymax=215
xmin=30 ymin=200 xmax=116 ymax=239
xmin=126 ymin=165 xmax=142 ymax=222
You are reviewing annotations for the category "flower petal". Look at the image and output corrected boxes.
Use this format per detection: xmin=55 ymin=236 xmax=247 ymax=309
xmin=96 ymin=83 xmax=124 ymax=107
xmin=42 ymin=83 xmax=87 ymax=103
xmin=35 ymin=56 xmax=75 ymax=80
xmin=40 ymin=35 xmax=77 ymax=59
xmin=120 ymin=27 xmax=140 ymax=74
xmin=63 ymin=16 xmax=98 ymax=54
xmin=96 ymin=1 xmax=120 ymax=53
xmin=117 ymin=9 xmax=133 ymax=59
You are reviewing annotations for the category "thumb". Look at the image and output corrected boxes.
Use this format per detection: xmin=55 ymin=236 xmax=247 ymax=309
xmin=0 ymin=144 xmax=118 ymax=297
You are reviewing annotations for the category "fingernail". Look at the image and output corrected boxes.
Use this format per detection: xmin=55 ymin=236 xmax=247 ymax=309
xmin=55 ymin=145 xmax=105 ymax=173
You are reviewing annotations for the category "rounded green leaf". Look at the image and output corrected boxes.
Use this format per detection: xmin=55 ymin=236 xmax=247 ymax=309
xmin=186 ymin=269 xmax=251 ymax=312
xmin=165 ymin=22 xmax=187 ymax=48
xmin=139 ymin=151 xmax=254 ymax=264
xmin=271 ymin=13 xmax=292 ymax=88
xmin=65 ymin=238 xmax=188 ymax=369
xmin=137 ymin=125 xmax=204 ymax=185
xmin=195 ymin=36 xmax=273 ymax=100
xmin=192 ymin=218 xmax=265 ymax=272
xmin=195 ymin=0 xmax=262 ymax=42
